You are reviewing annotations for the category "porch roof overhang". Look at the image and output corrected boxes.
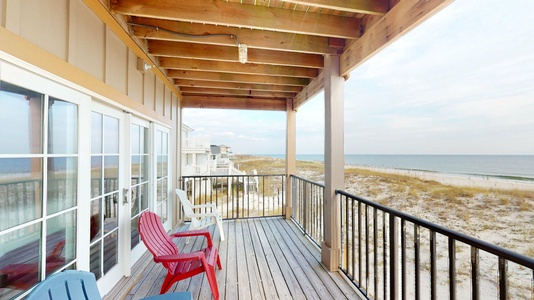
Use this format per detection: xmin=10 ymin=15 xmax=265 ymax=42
xmin=83 ymin=0 xmax=452 ymax=111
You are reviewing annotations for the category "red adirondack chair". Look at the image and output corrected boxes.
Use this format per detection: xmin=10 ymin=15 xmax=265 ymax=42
xmin=138 ymin=211 xmax=222 ymax=299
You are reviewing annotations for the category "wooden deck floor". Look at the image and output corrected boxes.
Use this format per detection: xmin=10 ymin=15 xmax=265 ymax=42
xmin=105 ymin=217 xmax=362 ymax=300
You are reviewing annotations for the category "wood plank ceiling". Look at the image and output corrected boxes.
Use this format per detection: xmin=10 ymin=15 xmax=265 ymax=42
xmin=89 ymin=0 xmax=451 ymax=111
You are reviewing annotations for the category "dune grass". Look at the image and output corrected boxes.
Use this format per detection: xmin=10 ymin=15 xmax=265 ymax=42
xmin=232 ymin=154 xmax=534 ymax=257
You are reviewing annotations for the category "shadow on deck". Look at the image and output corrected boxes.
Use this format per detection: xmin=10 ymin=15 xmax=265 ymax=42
xmin=105 ymin=218 xmax=361 ymax=300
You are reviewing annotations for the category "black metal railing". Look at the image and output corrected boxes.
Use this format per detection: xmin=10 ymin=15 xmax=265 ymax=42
xmin=181 ymin=174 xmax=286 ymax=219
xmin=337 ymin=190 xmax=534 ymax=300
xmin=291 ymin=175 xmax=324 ymax=248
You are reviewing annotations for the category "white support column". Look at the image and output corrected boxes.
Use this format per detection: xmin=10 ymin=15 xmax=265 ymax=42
xmin=285 ymin=98 xmax=296 ymax=219
xmin=321 ymin=55 xmax=344 ymax=271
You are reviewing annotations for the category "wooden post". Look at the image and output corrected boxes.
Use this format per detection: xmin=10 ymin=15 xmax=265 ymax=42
xmin=321 ymin=55 xmax=344 ymax=271
xmin=285 ymin=98 xmax=296 ymax=219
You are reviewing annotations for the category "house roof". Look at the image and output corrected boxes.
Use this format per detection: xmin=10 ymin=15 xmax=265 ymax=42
xmin=210 ymin=145 xmax=221 ymax=155
xmin=84 ymin=0 xmax=451 ymax=111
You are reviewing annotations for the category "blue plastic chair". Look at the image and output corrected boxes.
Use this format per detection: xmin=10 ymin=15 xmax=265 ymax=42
xmin=26 ymin=270 xmax=193 ymax=300
xmin=26 ymin=270 xmax=101 ymax=300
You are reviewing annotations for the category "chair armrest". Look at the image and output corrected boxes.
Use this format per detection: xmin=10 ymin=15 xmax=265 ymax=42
xmin=154 ymin=251 xmax=204 ymax=263
xmin=188 ymin=212 xmax=219 ymax=218
xmin=190 ymin=204 xmax=218 ymax=211
xmin=170 ymin=230 xmax=213 ymax=247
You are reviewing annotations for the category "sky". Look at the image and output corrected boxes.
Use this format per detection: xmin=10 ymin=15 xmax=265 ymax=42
xmin=183 ymin=0 xmax=534 ymax=155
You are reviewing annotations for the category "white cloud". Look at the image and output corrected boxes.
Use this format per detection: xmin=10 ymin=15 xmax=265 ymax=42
xmin=184 ymin=0 xmax=534 ymax=155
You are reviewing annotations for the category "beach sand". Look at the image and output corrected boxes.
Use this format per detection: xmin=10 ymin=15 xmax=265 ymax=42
xmin=357 ymin=166 xmax=534 ymax=191
xmin=233 ymin=155 xmax=534 ymax=298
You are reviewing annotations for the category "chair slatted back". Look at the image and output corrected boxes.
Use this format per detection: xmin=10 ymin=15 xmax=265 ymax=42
xmin=138 ymin=212 xmax=179 ymax=272
xmin=176 ymin=189 xmax=201 ymax=227
xmin=26 ymin=270 xmax=102 ymax=300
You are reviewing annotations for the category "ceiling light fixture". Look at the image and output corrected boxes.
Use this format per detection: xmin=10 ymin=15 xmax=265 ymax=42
xmin=129 ymin=23 xmax=248 ymax=64
xmin=238 ymin=44 xmax=248 ymax=64
xmin=136 ymin=58 xmax=155 ymax=73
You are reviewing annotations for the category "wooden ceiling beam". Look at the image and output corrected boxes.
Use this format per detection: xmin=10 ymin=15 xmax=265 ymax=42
xmin=182 ymin=95 xmax=287 ymax=111
xmin=149 ymin=41 xmax=324 ymax=68
xmin=294 ymin=70 xmax=324 ymax=109
xmin=279 ymin=0 xmax=389 ymax=16
xmin=130 ymin=18 xmax=343 ymax=55
xmin=159 ymin=57 xmax=318 ymax=78
xmin=111 ymin=0 xmax=362 ymax=39
xmin=168 ymin=70 xmax=309 ymax=86
xmin=174 ymin=79 xmax=302 ymax=93
xmin=180 ymin=87 xmax=297 ymax=99
xmin=340 ymin=0 xmax=452 ymax=76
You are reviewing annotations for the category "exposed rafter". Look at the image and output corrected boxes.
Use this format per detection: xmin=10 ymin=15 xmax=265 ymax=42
xmin=80 ymin=0 xmax=453 ymax=111
xmin=148 ymin=41 xmax=324 ymax=68
xmin=167 ymin=70 xmax=310 ymax=86
xmin=180 ymin=87 xmax=297 ymax=99
xmin=159 ymin=58 xmax=318 ymax=78
xmin=279 ymin=0 xmax=389 ymax=15
xmin=182 ymin=96 xmax=288 ymax=111
xmin=174 ymin=80 xmax=303 ymax=93
xmin=130 ymin=18 xmax=345 ymax=55
xmin=111 ymin=0 xmax=362 ymax=39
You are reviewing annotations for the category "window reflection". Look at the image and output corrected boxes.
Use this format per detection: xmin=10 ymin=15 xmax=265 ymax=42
xmin=0 ymin=223 xmax=41 ymax=291
xmin=0 ymin=158 xmax=42 ymax=231
xmin=0 ymin=82 xmax=78 ymax=297
xmin=48 ymin=99 xmax=77 ymax=154
xmin=130 ymin=216 xmax=140 ymax=249
xmin=90 ymin=199 xmax=101 ymax=242
xmin=90 ymin=242 xmax=101 ymax=280
xmin=140 ymin=183 xmax=148 ymax=212
xmin=47 ymin=157 xmax=77 ymax=214
xmin=46 ymin=212 xmax=76 ymax=276
xmin=91 ymin=112 xmax=102 ymax=154
xmin=0 ymin=81 xmax=43 ymax=155
xmin=103 ymin=233 xmax=117 ymax=274
xmin=91 ymin=156 xmax=102 ymax=199
xmin=104 ymin=193 xmax=118 ymax=231
xmin=104 ymin=156 xmax=119 ymax=194
xmin=104 ymin=116 xmax=119 ymax=154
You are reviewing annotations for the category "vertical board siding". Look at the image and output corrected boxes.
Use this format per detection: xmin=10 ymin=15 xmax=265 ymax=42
xmin=71 ymin=0 xmax=105 ymax=81
xmin=127 ymin=50 xmax=144 ymax=104
xmin=143 ymin=72 xmax=155 ymax=110
xmin=20 ymin=0 xmax=69 ymax=60
xmin=105 ymin=27 xmax=128 ymax=94
xmin=155 ymin=80 xmax=164 ymax=115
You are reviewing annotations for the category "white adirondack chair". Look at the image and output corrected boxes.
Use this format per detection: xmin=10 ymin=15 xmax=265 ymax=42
xmin=176 ymin=189 xmax=225 ymax=242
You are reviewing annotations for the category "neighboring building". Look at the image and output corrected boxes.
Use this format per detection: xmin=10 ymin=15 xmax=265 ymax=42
xmin=209 ymin=145 xmax=242 ymax=176
xmin=181 ymin=124 xmax=211 ymax=176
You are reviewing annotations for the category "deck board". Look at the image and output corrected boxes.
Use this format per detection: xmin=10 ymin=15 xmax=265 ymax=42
xmin=104 ymin=218 xmax=361 ymax=300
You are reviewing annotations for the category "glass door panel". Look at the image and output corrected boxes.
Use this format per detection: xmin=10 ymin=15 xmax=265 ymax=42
xmin=154 ymin=126 xmax=170 ymax=229
xmin=129 ymin=120 xmax=150 ymax=253
xmin=90 ymin=111 xmax=122 ymax=281
xmin=0 ymin=79 xmax=80 ymax=299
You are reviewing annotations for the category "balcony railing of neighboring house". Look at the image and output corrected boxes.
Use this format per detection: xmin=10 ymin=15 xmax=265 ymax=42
xmin=180 ymin=174 xmax=286 ymax=220
xmin=291 ymin=175 xmax=325 ymax=248
xmin=182 ymin=164 xmax=210 ymax=176
xmin=337 ymin=190 xmax=534 ymax=300
xmin=182 ymin=137 xmax=210 ymax=150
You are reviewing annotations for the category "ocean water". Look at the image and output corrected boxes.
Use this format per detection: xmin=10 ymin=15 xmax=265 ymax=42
xmin=259 ymin=154 xmax=534 ymax=181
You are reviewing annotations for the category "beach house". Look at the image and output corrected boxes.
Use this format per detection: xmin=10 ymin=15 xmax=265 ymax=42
xmin=182 ymin=124 xmax=211 ymax=177
xmin=1 ymin=0 xmax=532 ymax=299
